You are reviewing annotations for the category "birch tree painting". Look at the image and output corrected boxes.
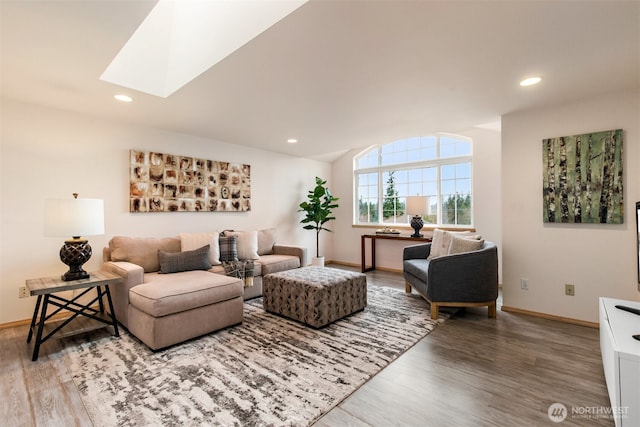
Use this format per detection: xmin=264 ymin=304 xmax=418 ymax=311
xmin=542 ymin=129 xmax=623 ymax=224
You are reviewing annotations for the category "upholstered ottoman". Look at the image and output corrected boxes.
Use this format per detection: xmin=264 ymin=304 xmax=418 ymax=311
xmin=263 ymin=266 xmax=367 ymax=328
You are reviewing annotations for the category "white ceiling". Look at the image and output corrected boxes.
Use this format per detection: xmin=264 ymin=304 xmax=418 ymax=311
xmin=1 ymin=0 xmax=638 ymax=161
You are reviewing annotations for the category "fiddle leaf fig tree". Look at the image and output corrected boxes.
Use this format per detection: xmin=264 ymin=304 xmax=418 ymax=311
xmin=299 ymin=177 xmax=340 ymax=258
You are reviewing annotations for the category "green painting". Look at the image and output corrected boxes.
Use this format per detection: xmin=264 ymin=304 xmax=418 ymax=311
xmin=542 ymin=129 xmax=623 ymax=224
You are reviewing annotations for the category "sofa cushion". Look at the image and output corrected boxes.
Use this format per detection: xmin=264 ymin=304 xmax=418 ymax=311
xmin=129 ymin=270 xmax=243 ymax=317
xmin=158 ymin=245 xmax=211 ymax=274
xmin=448 ymin=235 xmax=485 ymax=255
xmin=219 ymin=235 xmax=238 ymax=262
xmin=109 ymin=236 xmax=180 ymax=273
xmin=258 ymin=254 xmax=301 ymax=275
xmin=404 ymin=259 xmax=430 ymax=284
xmin=223 ymin=230 xmax=259 ymax=260
xmin=257 ymin=228 xmax=276 ymax=255
xmin=181 ymin=232 xmax=220 ymax=265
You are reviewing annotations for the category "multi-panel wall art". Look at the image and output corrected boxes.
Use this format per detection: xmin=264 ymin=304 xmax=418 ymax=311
xmin=542 ymin=129 xmax=623 ymax=224
xmin=129 ymin=150 xmax=251 ymax=212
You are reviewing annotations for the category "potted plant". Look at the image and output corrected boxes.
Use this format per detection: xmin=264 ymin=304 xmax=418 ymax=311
xmin=299 ymin=177 xmax=339 ymax=267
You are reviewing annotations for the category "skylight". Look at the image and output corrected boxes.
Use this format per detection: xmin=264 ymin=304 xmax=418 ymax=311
xmin=100 ymin=0 xmax=307 ymax=98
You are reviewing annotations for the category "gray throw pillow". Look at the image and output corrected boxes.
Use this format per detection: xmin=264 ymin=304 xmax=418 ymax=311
xmin=158 ymin=244 xmax=211 ymax=274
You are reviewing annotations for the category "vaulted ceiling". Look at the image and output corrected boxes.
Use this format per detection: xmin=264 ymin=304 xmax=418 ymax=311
xmin=1 ymin=0 xmax=638 ymax=161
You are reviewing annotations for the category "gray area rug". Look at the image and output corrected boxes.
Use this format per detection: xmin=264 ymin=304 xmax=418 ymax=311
xmin=62 ymin=285 xmax=443 ymax=426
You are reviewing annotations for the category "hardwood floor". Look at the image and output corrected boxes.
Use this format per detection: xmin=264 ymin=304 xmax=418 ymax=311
xmin=1 ymin=268 xmax=612 ymax=426
xmin=316 ymin=267 xmax=613 ymax=427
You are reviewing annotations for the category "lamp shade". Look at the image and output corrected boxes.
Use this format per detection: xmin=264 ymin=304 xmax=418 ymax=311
xmin=45 ymin=198 xmax=105 ymax=238
xmin=406 ymin=196 xmax=428 ymax=216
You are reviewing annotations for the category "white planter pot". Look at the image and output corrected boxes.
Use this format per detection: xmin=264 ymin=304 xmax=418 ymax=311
xmin=311 ymin=256 xmax=325 ymax=267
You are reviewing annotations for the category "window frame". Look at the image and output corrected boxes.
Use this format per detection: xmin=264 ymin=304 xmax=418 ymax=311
xmin=353 ymin=133 xmax=473 ymax=228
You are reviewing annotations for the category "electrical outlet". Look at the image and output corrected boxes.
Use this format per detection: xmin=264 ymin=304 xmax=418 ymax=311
xmin=18 ymin=286 xmax=29 ymax=298
xmin=520 ymin=278 xmax=529 ymax=290
xmin=565 ymin=283 xmax=575 ymax=296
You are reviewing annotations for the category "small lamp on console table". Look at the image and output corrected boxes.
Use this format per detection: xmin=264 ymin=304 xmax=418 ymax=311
xmin=45 ymin=193 xmax=105 ymax=281
xmin=406 ymin=196 xmax=428 ymax=238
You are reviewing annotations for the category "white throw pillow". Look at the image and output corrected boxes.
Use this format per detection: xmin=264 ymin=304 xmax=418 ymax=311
xmin=224 ymin=230 xmax=259 ymax=260
xmin=428 ymin=229 xmax=479 ymax=259
xmin=429 ymin=229 xmax=468 ymax=259
xmin=448 ymin=235 xmax=485 ymax=255
xmin=257 ymin=228 xmax=277 ymax=255
xmin=180 ymin=232 xmax=220 ymax=265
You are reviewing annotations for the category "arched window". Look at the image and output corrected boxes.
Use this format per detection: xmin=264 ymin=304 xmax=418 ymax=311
xmin=354 ymin=134 xmax=473 ymax=227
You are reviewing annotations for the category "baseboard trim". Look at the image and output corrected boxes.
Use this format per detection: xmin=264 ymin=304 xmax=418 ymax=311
xmin=0 ymin=318 xmax=32 ymax=330
xmin=0 ymin=306 xmax=103 ymax=330
xmin=501 ymin=305 xmax=599 ymax=329
xmin=328 ymin=260 xmax=403 ymax=273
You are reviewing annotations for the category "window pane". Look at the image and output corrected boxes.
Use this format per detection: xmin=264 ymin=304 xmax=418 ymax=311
xmin=356 ymin=172 xmax=379 ymax=224
xmin=356 ymin=148 xmax=378 ymax=169
xmin=441 ymin=136 xmax=471 ymax=157
xmin=441 ymin=193 xmax=472 ymax=225
xmin=393 ymin=139 xmax=407 ymax=152
xmin=394 ymin=151 xmax=407 ymax=164
xmin=424 ymin=182 xmax=437 ymax=195
xmin=358 ymin=198 xmax=379 ymax=223
xmin=407 ymin=148 xmax=421 ymax=162
xmin=407 ymin=182 xmax=421 ymax=196
xmin=441 ymin=179 xmax=456 ymax=194
xmin=421 ymin=136 xmax=437 ymax=146
xmin=441 ymin=165 xmax=456 ymax=180
xmin=408 ymin=169 xmax=422 ymax=181
xmin=456 ymin=178 xmax=471 ymax=194
xmin=407 ymin=137 xmax=421 ymax=150
xmin=382 ymin=171 xmax=405 ymax=224
xmin=456 ymin=163 xmax=471 ymax=178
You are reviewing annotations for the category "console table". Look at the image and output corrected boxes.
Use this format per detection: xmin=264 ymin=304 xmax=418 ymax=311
xmin=599 ymin=297 xmax=640 ymax=426
xmin=26 ymin=270 xmax=121 ymax=361
xmin=361 ymin=233 xmax=431 ymax=272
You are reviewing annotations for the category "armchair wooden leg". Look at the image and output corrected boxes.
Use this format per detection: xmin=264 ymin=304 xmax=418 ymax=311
xmin=405 ymin=281 xmax=412 ymax=294
xmin=488 ymin=301 xmax=497 ymax=318
xmin=430 ymin=304 xmax=439 ymax=320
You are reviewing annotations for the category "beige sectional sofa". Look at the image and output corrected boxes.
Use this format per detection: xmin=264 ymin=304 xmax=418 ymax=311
xmin=102 ymin=229 xmax=307 ymax=350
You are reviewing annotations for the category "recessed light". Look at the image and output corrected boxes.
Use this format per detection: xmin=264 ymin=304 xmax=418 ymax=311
xmin=520 ymin=77 xmax=542 ymax=87
xmin=114 ymin=94 xmax=133 ymax=102
xmin=287 ymin=139 xmax=298 ymax=144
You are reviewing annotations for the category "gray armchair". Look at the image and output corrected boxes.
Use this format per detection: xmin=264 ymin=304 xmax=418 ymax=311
xmin=403 ymin=241 xmax=498 ymax=320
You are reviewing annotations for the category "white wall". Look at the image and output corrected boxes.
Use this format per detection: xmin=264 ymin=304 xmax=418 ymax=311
xmin=502 ymin=89 xmax=640 ymax=323
xmin=330 ymin=127 xmax=502 ymax=274
xmin=0 ymin=100 xmax=331 ymax=324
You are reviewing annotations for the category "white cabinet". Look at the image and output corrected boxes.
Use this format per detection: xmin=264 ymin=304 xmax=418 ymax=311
xmin=599 ymin=297 xmax=640 ymax=427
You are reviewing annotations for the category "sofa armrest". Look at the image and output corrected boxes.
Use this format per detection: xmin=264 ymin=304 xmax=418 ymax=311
xmin=273 ymin=244 xmax=308 ymax=268
xmin=102 ymin=261 xmax=144 ymax=328
xmin=427 ymin=246 xmax=498 ymax=302
xmin=403 ymin=243 xmax=432 ymax=260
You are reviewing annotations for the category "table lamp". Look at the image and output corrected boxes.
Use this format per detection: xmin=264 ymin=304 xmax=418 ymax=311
xmin=45 ymin=193 xmax=105 ymax=281
xmin=406 ymin=196 xmax=428 ymax=238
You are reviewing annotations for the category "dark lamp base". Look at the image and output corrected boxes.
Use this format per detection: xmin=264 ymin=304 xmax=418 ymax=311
xmin=60 ymin=239 xmax=92 ymax=281
xmin=62 ymin=270 xmax=90 ymax=281
xmin=410 ymin=215 xmax=424 ymax=238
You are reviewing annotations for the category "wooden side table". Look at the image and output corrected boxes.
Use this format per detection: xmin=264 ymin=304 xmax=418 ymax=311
xmin=26 ymin=270 xmax=121 ymax=361
xmin=361 ymin=233 xmax=432 ymax=272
